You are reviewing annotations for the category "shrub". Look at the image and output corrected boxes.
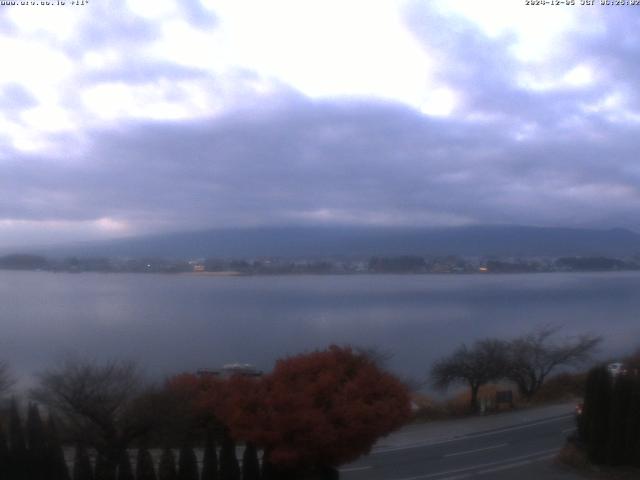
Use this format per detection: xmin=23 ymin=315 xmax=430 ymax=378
xmin=27 ymin=404 xmax=48 ymax=480
xmin=410 ymin=393 xmax=448 ymax=422
xmin=557 ymin=442 xmax=590 ymax=470
xmin=72 ymin=444 xmax=93 ymax=480
xmin=95 ymin=453 xmax=116 ymax=480
xmin=532 ymin=372 xmax=586 ymax=404
xmin=177 ymin=444 xmax=198 ymax=480
xmin=9 ymin=399 xmax=28 ymax=480
xmin=241 ymin=443 xmax=260 ymax=480
xmin=0 ymin=422 xmax=10 ymax=477
xmin=219 ymin=428 xmax=240 ymax=480
xmin=46 ymin=415 xmax=70 ymax=480
xmin=200 ymin=432 xmax=218 ymax=480
xmin=158 ymin=448 xmax=178 ymax=480
xmin=136 ymin=448 xmax=157 ymax=480
xmin=116 ymin=451 xmax=134 ymax=480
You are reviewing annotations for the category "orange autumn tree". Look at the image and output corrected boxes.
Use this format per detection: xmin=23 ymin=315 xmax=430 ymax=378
xmin=166 ymin=372 xmax=261 ymax=422
xmin=168 ymin=346 xmax=411 ymax=474
xmin=227 ymin=345 xmax=411 ymax=471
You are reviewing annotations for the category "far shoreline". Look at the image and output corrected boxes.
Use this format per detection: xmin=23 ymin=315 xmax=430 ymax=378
xmin=2 ymin=269 xmax=640 ymax=277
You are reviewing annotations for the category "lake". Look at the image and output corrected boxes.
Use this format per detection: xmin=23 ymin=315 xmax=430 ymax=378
xmin=1 ymin=270 xmax=639 ymax=387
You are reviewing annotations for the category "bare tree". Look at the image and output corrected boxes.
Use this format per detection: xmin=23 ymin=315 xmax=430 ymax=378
xmin=31 ymin=358 xmax=157 ymax=473
xmin=0 ymin=360 xmax=14 ymax=396
xmin=430 ymin=339 xmax=509 ymax=412
xmin=505 ymin=326 xmax=601 ymax=400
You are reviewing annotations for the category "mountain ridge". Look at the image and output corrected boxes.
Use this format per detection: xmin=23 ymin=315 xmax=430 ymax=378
xmin=20 ymin=225 xmax=640 ymax=259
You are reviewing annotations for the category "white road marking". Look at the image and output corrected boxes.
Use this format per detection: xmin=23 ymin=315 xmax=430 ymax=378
xmin=389 ymin=448 xmax=559 ymax=480
xmin=434 ymin=475 xmax=472 ymax=480
xmin=475 ymin=453 xmax=556 ymax=476
xmin=432 ymin=454 xmax=558 ymax=480
xmin=373 ymin=414 xmax=572 ymax=455
xmin=443 ymin=442 xmax=508 ymax=458
xmin=339 ymin=465 xmax=372 ymax=472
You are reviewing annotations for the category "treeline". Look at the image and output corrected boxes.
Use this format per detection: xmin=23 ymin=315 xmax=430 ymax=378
xmin=577 ymin=365 xmax=640 ymax=467
xmin=0 ymin=400 xmax=261 ymax=480
xmin=0 ymin=346 xmax=411 ymax=480
xmin=554 ymin=256 xmax=637 ymax=271
xmin=0 ymin=254 xmax=50 ymax=270
xmin=430 ymin=327 xmax=601 ymax=412
xmin=0 ymin=402 xmax=68 ymax=480
xmin=0 ymin=255 xmax=193 ymax=274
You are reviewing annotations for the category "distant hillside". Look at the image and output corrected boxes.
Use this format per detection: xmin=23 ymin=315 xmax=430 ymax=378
xmin=30 ymin=225 xmax=640 ymax=259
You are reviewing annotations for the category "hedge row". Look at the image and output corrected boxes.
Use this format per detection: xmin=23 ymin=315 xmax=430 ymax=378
xmin=0 ymin=403 xmax=262 ymax=480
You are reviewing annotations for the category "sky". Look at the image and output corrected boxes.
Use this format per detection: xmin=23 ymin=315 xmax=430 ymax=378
xmin=2 ymin=0 xmax=640 ymax=248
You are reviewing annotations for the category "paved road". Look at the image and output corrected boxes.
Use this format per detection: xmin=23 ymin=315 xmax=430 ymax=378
xmin=340 ymin=413 xmax=580 ymax=480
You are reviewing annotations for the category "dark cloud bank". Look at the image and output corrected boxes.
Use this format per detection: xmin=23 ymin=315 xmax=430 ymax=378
xmin=2 ymin=4 xmax=640 ymax=246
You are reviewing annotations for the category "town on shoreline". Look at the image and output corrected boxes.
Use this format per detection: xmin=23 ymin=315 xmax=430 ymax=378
xmin=1 ymin=252 xmax=639 ymax=275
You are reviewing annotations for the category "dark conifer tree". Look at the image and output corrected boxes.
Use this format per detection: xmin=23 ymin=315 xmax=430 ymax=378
xmin=260 ymin=460 xmax=274 ymax=480
xmin=606 ymin=375 xmax=633 ymax=465
xmin=178 ymin=443 xmax=199 ymax=480
xmin=201 ymin=432 xmax=218 ymax=480
xmin=625 ymin=377 xmax=640 ymax=466
xmin=219 ymin=429 xmax=240 ymax=480
xmin=136 ymin=447 xmax=157 ymax=480
xmin=27 ymin=403 xmax=48 ymax=480
xmin=582 ymin=366 xmax=612 ymax=464
xmin=116 ymin=451 xmax=134 ymax=480
xmin=47 ymin=415 xmax=71 ymax=480
xmin=73 ymin=444 xmax=94 ymax=480
xmin=95 ymin=453 xmax=116 ymax=480
xmin=241 ymin=443 xmax=260 ymax=480
xmin=158 ymin=447 xmax=178 ymax=480
xmin=9 ymin=399 xmax=28 ymax=480
xmin=0 ymin=422 xmax=10 ymax=479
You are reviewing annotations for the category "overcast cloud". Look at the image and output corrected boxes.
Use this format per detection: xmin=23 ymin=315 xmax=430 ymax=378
xmin=1 ymin=0 xmax=640 ymax=247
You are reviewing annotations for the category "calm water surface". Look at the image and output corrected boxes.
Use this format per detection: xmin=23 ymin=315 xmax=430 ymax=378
xmin=1 ymin=271 xmax=639 ymax=385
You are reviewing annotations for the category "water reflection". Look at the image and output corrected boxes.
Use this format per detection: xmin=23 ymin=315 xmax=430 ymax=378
xmin=1 ymin=271 xmax=638 ymax=386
